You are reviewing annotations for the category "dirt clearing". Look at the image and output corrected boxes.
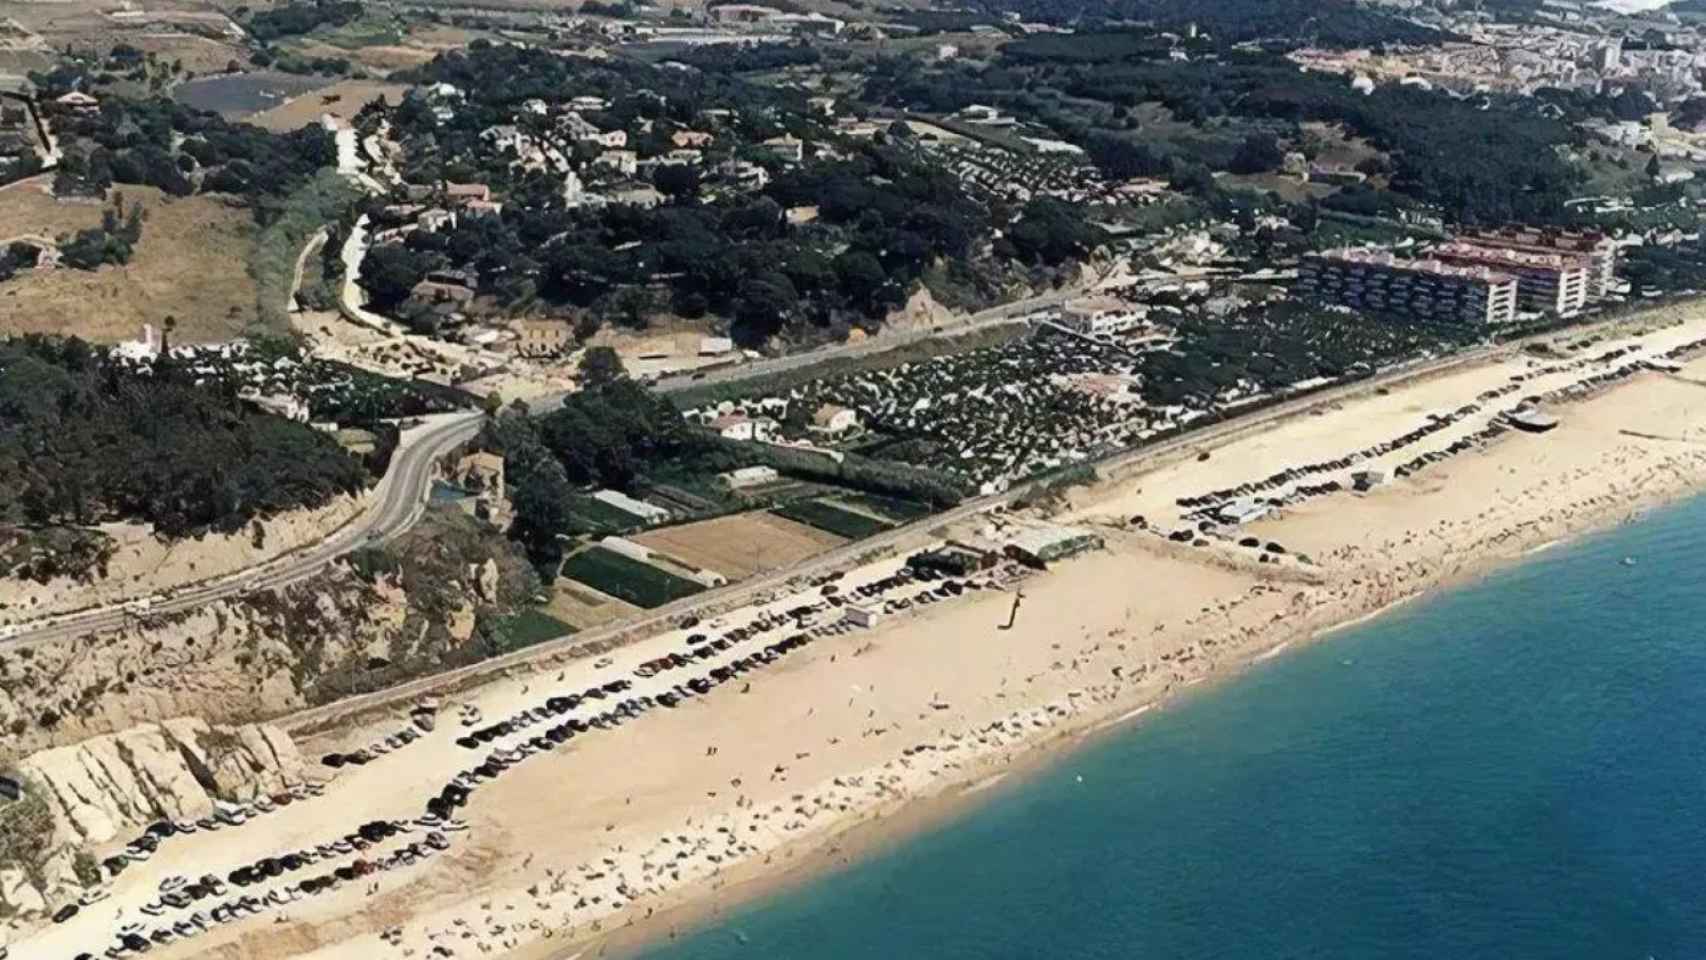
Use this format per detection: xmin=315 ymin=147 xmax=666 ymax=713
xmin=248 ymin=80 xmax=411 ymax=132
xmin=0 ymin=184 xmax=260 ymax=343
xmin=631 ymin=512 xmax=846 ymax=581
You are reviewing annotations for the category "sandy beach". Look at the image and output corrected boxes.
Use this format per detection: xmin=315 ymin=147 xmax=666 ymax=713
xmin=25 ymin=307 xmax=1706 ymax=960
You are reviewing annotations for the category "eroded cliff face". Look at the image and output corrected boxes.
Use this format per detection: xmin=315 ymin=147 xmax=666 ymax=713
xmin=0 ymin=507 xmax=539 ymax=765
xmin=0 ymin=507 xmax=539 ymax=934
xmin=0 ymin=568 xmax=411 ymax=762
xmin=0 ymin=718 xmax=306 ymax=924
xmin=21 ymin=718 xmax=306 ymax=846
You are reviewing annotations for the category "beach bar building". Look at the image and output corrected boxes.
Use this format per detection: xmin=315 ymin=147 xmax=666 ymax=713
xmin=1002 ymin=524 xmax=1104 ymax=567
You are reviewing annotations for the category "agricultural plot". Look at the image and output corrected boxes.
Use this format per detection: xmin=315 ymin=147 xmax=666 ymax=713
xmin=771 ymin=500 xmax=894 ymax=540
xmin=491 ymin=608 xmax=575 ymax=654
xmin=841 ymin=493 xmax=934 ymax=522
xmin=566 ymin=495 xmax=653 ymax=533
xmin=544 ymin=580 xmax=642 ymax=632
xmin=631 ymin=513 xmax=845 ymax=581
xmin=560 ymin=546 xmax=706 ymax=609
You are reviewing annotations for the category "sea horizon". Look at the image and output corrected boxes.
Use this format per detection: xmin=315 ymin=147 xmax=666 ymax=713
xmin=633 ymin=492 xmax=1706 ymax=959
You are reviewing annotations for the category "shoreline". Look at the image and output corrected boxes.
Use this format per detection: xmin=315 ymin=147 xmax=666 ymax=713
xmin=25 ymin=308 xmax=1706 ymax=960
xmin=571 ymin=471 xmax=1705 ymax=960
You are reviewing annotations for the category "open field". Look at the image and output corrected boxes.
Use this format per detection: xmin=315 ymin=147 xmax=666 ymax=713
xmin=771 ymin=498 xmax=895 ymax=539
xmin=0 ymin=0 xmax=239 ymax=70
xmin=542 ymin=578 xmax=643 ymax=632
xmin=630 ymin=511 xmax=846 ymax=580
xmin=247 ymin=79 xmax=411 ymax=132
xmin=0 ymin=184 xmax=260 ymax=343
xmin=130 ymin=34 xmax=248 ymax=75
xmin=298 ymin=40 xmax=436 ymax=73
xmin=560 ymin=545 xmax=706 ymax=608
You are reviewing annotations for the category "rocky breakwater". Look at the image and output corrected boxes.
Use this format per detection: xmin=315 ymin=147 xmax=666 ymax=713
xmin=0 ymin=718 xmax=305 ymax=926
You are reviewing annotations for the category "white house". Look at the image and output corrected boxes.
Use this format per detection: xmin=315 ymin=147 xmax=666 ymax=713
xmin=809 ymin=403 xmax=859 ymax=435
xmin=718 ymin=465 xmax=780 ymax=489
xmin=596 ymin=149 xmax=638 ymax=176
xmin=1059 ymin=297 xmax=1148 ymax=336
xmin=711 ymin=414 xmax=776 ymax=442
xmin=761 ymin=135 xmax=803 ymax=163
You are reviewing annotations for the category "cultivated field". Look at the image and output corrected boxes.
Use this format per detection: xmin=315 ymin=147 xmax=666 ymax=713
xmin=771 ymin=499 xmax=895 ymax=540
xmin=631 ymin=512 xmax=845 ymax=581
xmin=0 ymin=184 xmax=260 ymax=343
xmin=560 ymin=546 xmax=706 ymax=609
xmin=247 ymin=79 xmax=410 ymax=132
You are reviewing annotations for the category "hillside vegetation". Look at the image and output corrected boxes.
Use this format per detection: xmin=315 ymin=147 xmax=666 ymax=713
xmin=0 ymin=336 xmax=369 ymax=541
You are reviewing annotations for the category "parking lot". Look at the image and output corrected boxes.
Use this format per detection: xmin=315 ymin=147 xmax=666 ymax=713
xmin=24 ymin=545 xmax=1024 ymax=960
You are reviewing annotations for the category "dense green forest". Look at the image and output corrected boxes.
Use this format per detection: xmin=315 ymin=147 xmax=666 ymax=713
xmin=244 ymin=0 xmax=366 ymax=44
xmin=965 ymin=0 xmax=1456 ymax=48
xmin=367 ymin=44 xmax=1096 ymax=344
xmin=865 ymin=46 xmax=1582 ymax=225
xmin=0 ymin=337 xmax=370 ymax=538
xmin=24 ymin=80 xmax=336 ymax=202
xmin=474 ymin=373 xmax=696 ymax=568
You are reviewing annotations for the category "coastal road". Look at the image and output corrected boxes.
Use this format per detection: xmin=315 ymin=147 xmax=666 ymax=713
xmin=283 ymin=326 xmax=1546 ymax=735
xmin=2 ymin=411 xmax=485 ymax=648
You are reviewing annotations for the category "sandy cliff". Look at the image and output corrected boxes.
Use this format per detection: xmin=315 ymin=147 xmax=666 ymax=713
xmin=1 ymin=718 xmax=306 ymax=923
xmin=0 ymin=507 xmax=536 ymax=764
xmin=0 ymin=494 xmax=370 ymax=627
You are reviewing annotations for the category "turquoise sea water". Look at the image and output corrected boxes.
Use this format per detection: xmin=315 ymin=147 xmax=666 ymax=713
xmin=640 ymin=495 xmax=1706 ymax=960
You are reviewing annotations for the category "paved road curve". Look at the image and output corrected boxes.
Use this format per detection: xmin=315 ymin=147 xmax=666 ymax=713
xmin=4 ymin=411 xmax=485 ymax=647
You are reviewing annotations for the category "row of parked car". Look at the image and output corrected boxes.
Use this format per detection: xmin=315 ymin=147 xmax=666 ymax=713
xmin=408 ymin=594 xmax=888 ymax=830
xmin=100 ymin=783 xmax=329 ymax=880
xmin=56 ymin=561 xmax=987 ymax=960
xmin=452 ymin=678 xmax=634 ymax=750
xmin=62 ymin=823 xmax=453 ymax=959
xmin=321 ymin=723 xmax=425 ymax=769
